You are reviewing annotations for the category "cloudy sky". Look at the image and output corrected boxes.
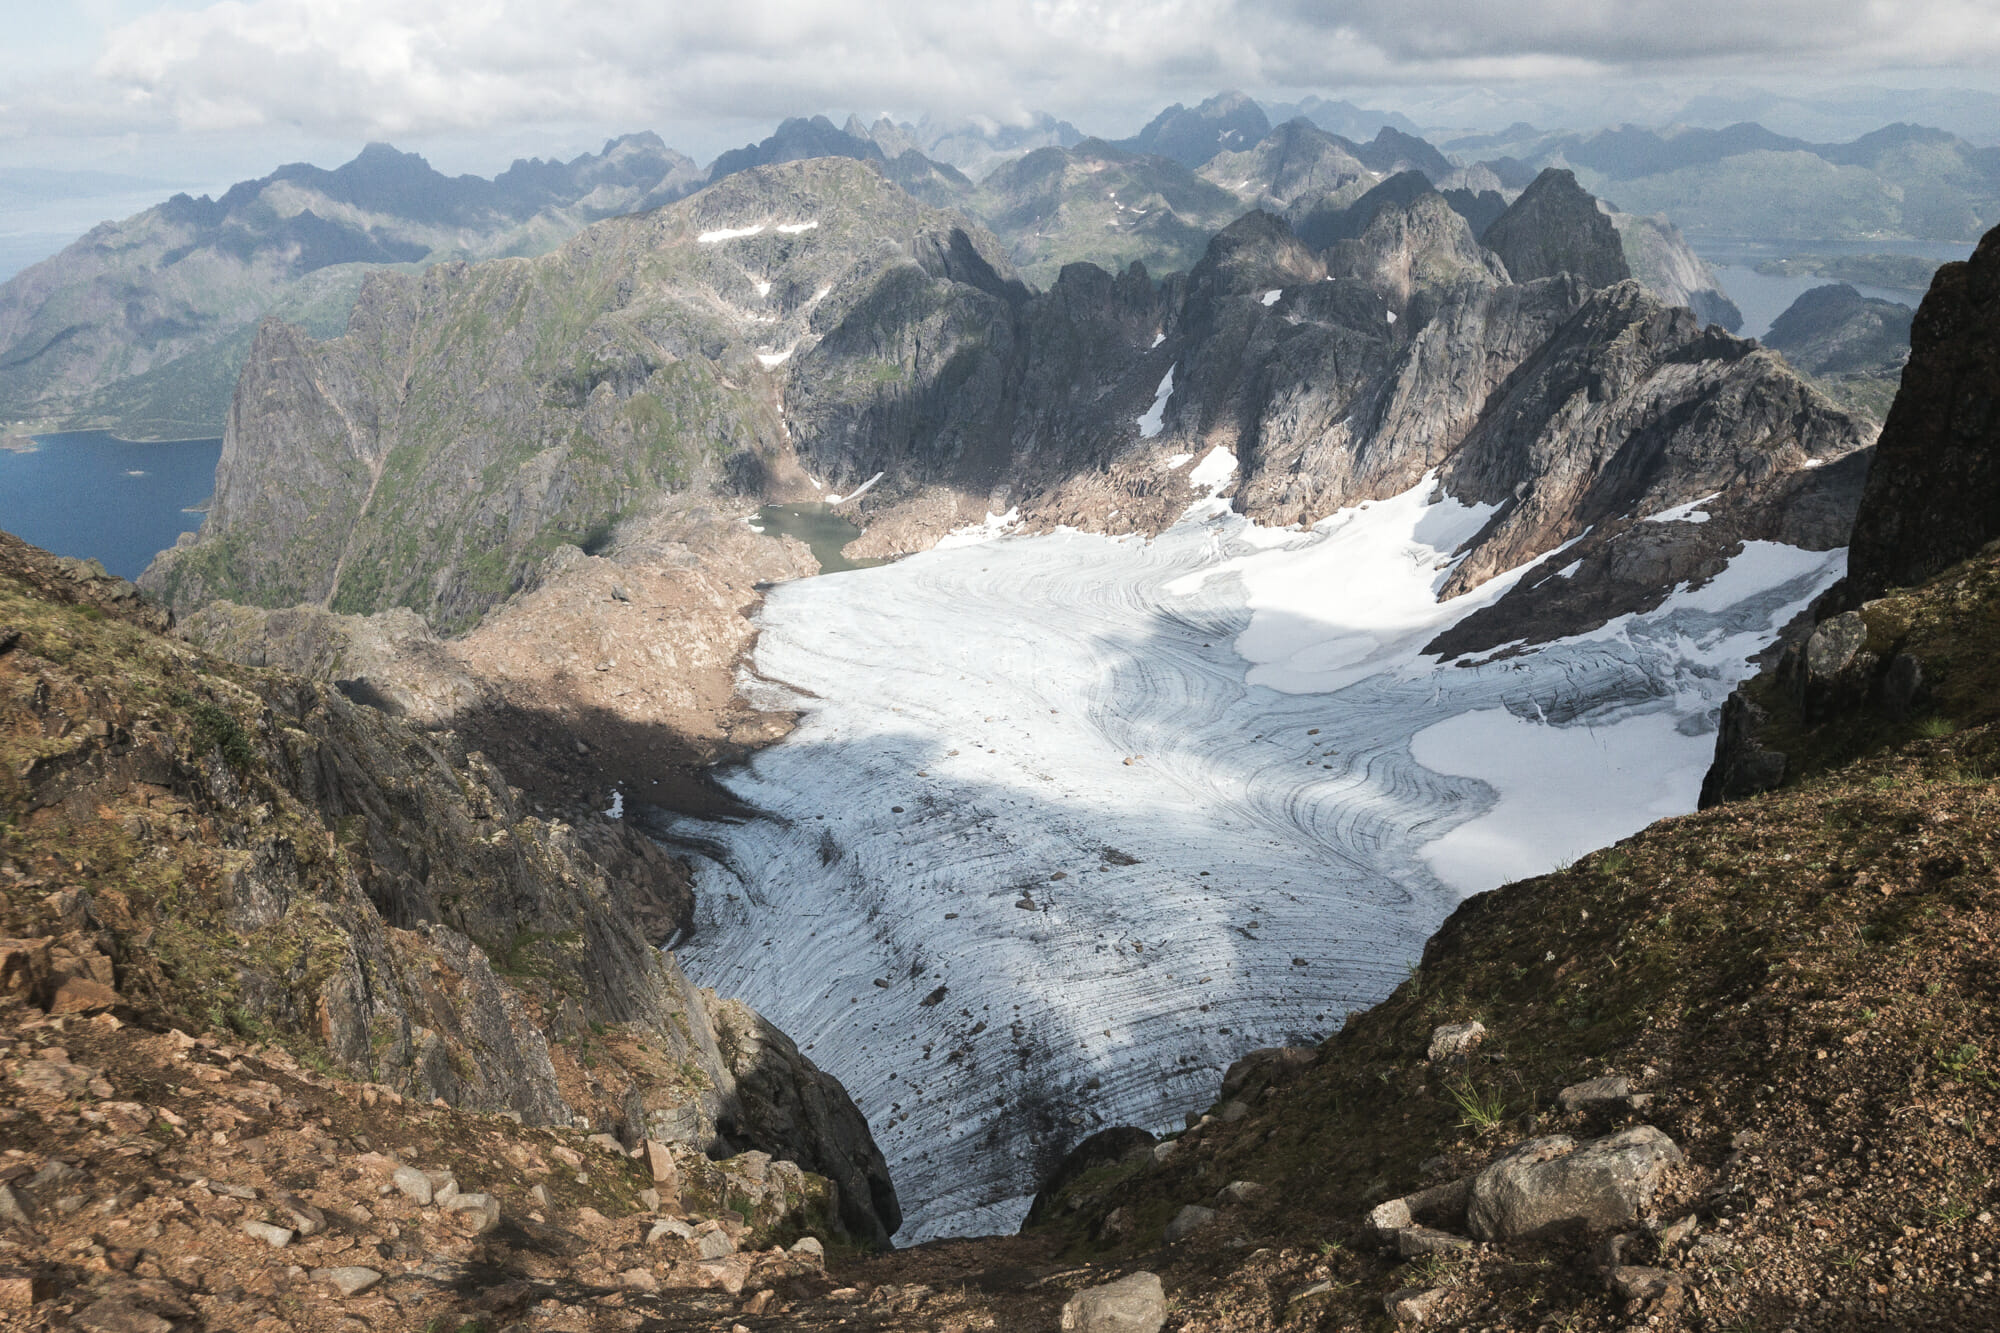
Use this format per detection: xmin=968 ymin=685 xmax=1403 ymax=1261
xmin=3 ymin=0 xmax=1999 ymax=192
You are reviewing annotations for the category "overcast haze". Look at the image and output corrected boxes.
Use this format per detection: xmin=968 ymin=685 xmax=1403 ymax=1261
xmin=1 ymin=0 xmax=1998 ymax=223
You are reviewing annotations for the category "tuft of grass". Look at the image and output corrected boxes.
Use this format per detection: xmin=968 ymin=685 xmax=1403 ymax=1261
xmin=1443 ymin=1073 xmax=1508 ymax=1133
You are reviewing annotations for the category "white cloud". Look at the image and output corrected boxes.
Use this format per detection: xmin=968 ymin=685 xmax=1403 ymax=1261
xmin=1 ymin=0 xmax=1996 ymax=149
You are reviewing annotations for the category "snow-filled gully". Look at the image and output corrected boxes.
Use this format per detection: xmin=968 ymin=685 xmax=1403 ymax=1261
xmin=670 ymin=481 xmax=1845 ymax=1241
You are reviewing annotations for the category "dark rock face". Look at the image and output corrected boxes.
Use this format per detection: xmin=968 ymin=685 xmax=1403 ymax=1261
xmin=1482 ymin=169 xmax=1632 ymax=288
xmin=1700 ymin=225 xmax=2000 ymax=808
xmin=1765 ymin=283 xmax=1913 ymax=378
xmin=704 ymin=995 xmax=903 ymax=1247
xmin=1844 ymin=225 xmax=2000 ymax=602
xmin=1021 ymin=1126 xmax=1157 ymax=1228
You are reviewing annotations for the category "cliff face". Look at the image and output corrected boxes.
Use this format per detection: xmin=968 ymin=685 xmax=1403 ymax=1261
xmin=143 ymin=159 xmax=1029 ymax=633
xmin=1608 ymin=210 xmax=1743 ymax=331
xmin=0 ymin=531 xmax=899 ymax=1245
xmin=1842 ymin=225 xmax=2000 ymax=603
xmin=1700 ymin=223 xmax=2000 ymax=809
xmin=1481 ymin=168 xmax=1632 ymax=289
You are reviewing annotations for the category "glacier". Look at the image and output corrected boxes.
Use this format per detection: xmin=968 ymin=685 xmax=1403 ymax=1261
xmin=671 ymin=480 xmax=1844 ymax=1241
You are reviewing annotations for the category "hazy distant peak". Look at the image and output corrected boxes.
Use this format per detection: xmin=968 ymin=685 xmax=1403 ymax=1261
xmin=1123 ymin=90 xmax=1273 ymax=168
xmin=707 ymin=114 xmax=885 ymax=182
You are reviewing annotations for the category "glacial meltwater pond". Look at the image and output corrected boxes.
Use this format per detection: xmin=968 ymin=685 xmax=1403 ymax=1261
xmin=0 ymin=431 xmax=221 ymax=580
xmin=749 ymin=502 xmax=886 ymax=574
xmin=675 ymin=485 xmax=1847 ymax=1241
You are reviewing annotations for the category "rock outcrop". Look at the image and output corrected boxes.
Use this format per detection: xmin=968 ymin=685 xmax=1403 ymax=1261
xmin=1608 ymin=210 xmax=1743 ymax=331
xmin=1481 ymin=169 xmax=1631 ymax=289
xmin=1842 ymin=226 xmax=2000 ymax=602
xmin=1702 ymin=223 xmax=2000 ymax=806
xmin=1763 ymin=283 xmax=1913 ymax=380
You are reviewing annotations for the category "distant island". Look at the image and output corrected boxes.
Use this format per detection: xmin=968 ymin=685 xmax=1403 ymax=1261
xmin=1 ymin=433 xmax=38 ymax=453
xmin=1753 ymin=251 xmax=1945 ymax=291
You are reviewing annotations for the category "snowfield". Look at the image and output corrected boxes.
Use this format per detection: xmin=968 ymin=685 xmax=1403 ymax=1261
xmin=672 ymin=482 xmax=1845 ymax=1241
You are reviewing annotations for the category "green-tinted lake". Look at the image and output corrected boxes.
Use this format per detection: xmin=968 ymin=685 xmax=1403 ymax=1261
xmin=751 ymin=503 xmax=886 ymax=575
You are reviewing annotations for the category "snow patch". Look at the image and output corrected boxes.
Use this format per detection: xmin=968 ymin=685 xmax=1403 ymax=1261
xmin=1386 ymin=309 xmax=1398 ymax=325
xmin=1163 ymin=453 xmax=1193 ymax=470
xmin=1187 ymin=446 xmax=1237 ymax=494
xmin=1150 ymin=331 xmax=1166 ymax=349
xmin=934 ymin=507 xmax=1022 ymax=550
xmin=697 ymin=223 xmax=766 ymax=244
xmin=1261 ymin=289 xmax=1282 ymax=306
xmin=756 ymin=347 xmax=793 ymax=368
xmin=1553 ymin=559 xmax=1584 ymax=579
xmin=1137 ymin=366 xmax=1175 ymax=438
xmin=777 ymin=220 xmax=819 ymax=234
xmin=1411 ymin=710 xmax=1702 ymax=894
xmin=755 ymin=279 xmax=771 ymax=297
xmin=827 ymin=471 xmax=884 ymax=506
xmin=603 ymin=789 xmax=624 ymax=820
xmin=1170 ymin=476 xmax=1515 ymax=694
xmin=1643 ymin=491 xmax=1721 ymax=525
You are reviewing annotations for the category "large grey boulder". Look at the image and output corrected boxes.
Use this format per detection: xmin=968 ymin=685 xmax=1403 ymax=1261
xmin=1467 ymin=1127 xmax=1684 ymax=1240
xmin=1060 ymin=1271 xmax=1167 ymax=1332
xmin=1163 ymin=1204 xmax=1217 ymax=1243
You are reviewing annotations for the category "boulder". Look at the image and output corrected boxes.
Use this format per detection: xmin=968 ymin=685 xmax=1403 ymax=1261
xmin=643 ymin=1139 xmax=679 ymax=1189
xmin=443 ymin=1191 xmax=501 ymax=1235
xmin=1467 ymin=1127 xmax=1684 ymax=1240
xmin=312 ymin=1267 xmax=383 ymax=1297
xmin=1060 ymin=1271 xmax=1167 ymax=1332
xmin=1396 ymin=1226 xmax=1476 ymax=1258
xmin=1219 ymin=1046 xmax=1316 ymax=1098
xmin=390 ymin=1165 xmax=432 ymax=1205
xmin=1384 ymin=1285 xmax=1452 ymax=1325
xmin=1426 ymin=1022 xmax=1485 ymax=1062
xmin=239 ymin=1220 xmax=293 ymax=1249
xmin=1556 ymin=1076 xmax=1631 ymax=1113
xmin=1163 ymin=1204 xmax=1217 ymax=1243
xmin=1607 ymin=1265 xmax=1691 ymax=1311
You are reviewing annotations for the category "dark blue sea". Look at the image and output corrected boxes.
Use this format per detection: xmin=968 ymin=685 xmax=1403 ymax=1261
xmin=0 ymin=430 xmax=221 ymax=581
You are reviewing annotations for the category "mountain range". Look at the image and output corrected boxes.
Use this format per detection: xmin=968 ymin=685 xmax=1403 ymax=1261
xmin=1 ymin=100 xmax=1760 ymax=438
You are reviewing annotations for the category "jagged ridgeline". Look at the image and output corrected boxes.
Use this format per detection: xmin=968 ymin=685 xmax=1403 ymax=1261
xmin=140 ymin=159 xmax=1051 ymax=633
xmin=148 ymin=156 xmax=1871 ymax=650
xmin=0 ymin=138 xmax=705 ymax=439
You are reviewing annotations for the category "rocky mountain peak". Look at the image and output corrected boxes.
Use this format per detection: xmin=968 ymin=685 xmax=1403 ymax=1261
xmin=1480 ymin=167 xmax=1632 ymax=288
xmin=1322 ymin=189 xmax=1507 ymax=307
xmin=706 ymin=115 xmax=887 ymax=183
xmin=1843 ymin=222 xmax=2000 ymax=602
xmin=1123 ymin=91 xmax=1274 ymax=167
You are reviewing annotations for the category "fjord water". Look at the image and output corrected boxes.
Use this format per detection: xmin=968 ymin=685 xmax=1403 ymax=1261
xmin=1696 ymin=237 xmax=1976 ymax=338
xmin=0 ymin=431 xmax=221 ymax=579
